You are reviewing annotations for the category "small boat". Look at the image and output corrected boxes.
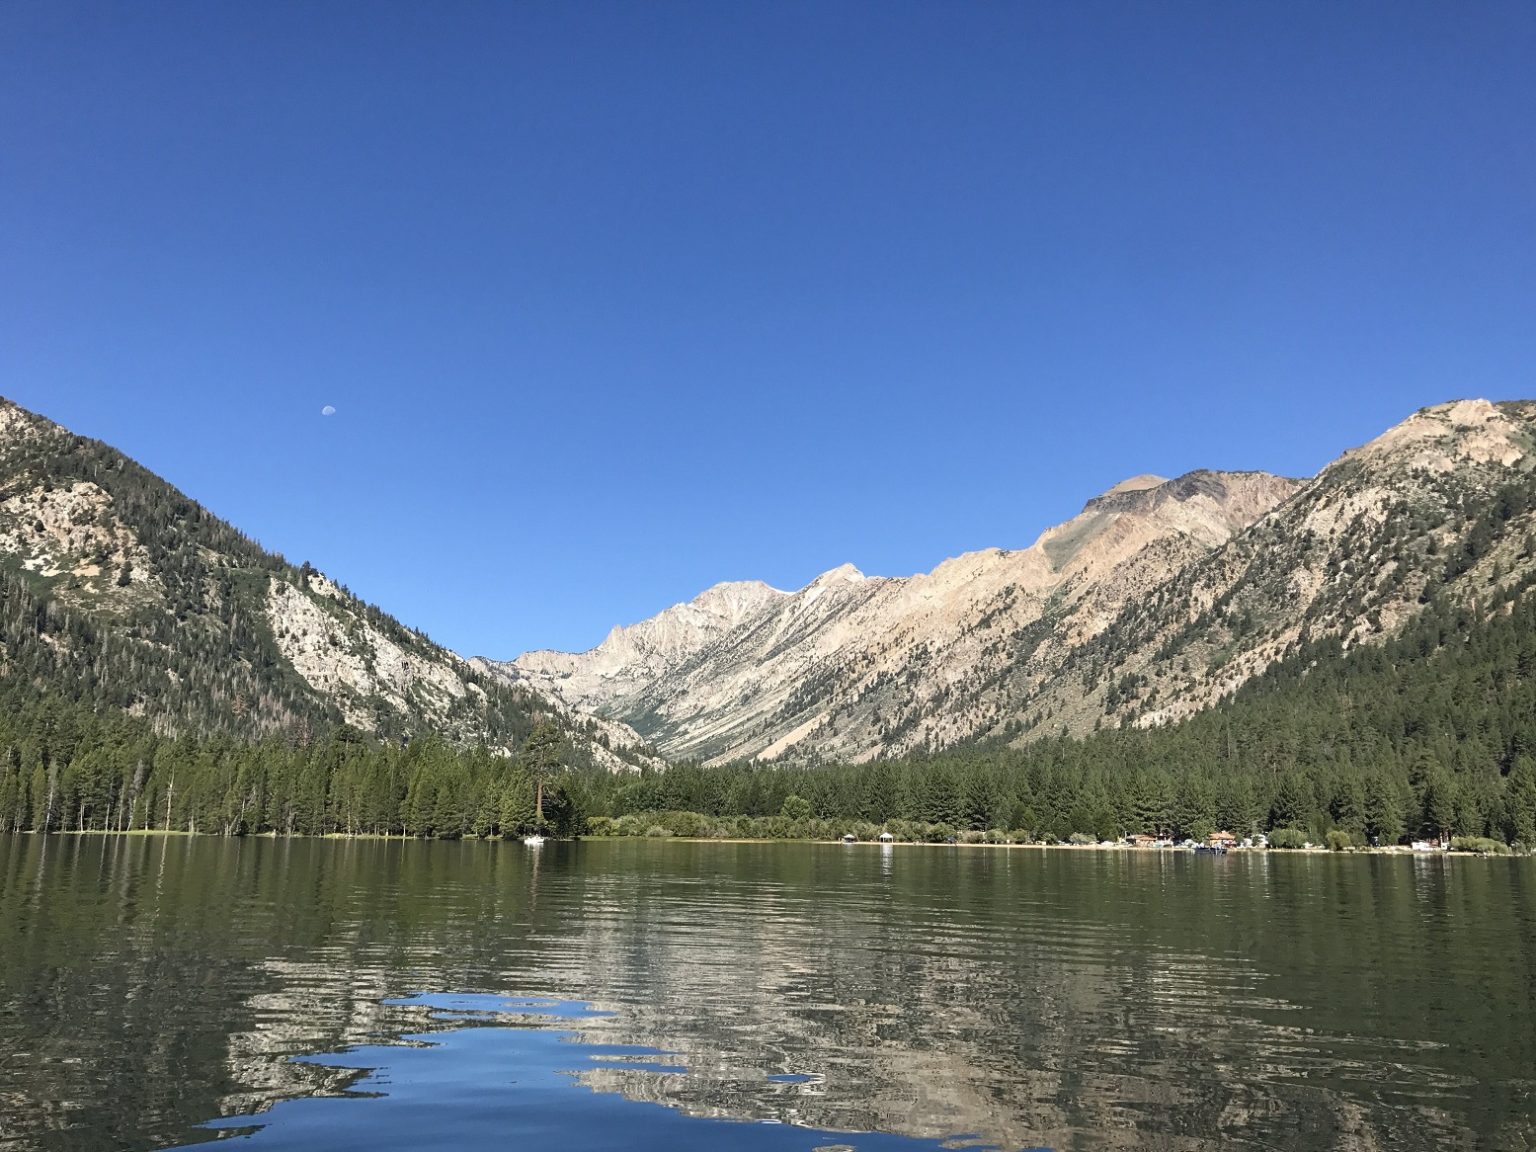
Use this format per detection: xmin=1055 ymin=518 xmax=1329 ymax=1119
xmin=522 ymin=835 xmax=546 ymax=847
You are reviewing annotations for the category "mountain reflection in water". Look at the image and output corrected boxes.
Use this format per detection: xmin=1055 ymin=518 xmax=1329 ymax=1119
xmin=201 ymin=994 xmax=1026 ymax=1151
xmin=0 ymin=835 xmax=1532 ymax=1151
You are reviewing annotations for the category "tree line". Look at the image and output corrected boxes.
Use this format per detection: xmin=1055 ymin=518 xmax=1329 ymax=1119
xmin=0 ymin=705 xmax=588 ymax=840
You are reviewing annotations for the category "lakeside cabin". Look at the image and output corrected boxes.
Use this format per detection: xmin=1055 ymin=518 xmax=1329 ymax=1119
xmin=1208 ymin=830 xmax=1238 ymax=849
xmin=1127 ymin=834 xmax=1159 ymax=848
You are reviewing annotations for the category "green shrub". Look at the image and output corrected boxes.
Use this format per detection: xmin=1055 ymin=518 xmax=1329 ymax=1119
xmin=665 ymin=811 xmax=709 ymax=838
xmin=644 ymin=825 xmax=673 ymax=839
xmin=780 ymin=795 xmax=812 ymax=821
xmin=1067 ymin=831 xmax=1096 ymax=846
xmin=1450 ymin=835 xmax=1511 ymax=855
xmin=615 ymin=814 xmax=647 ymax=837
xmin=1268 ymin=828 xmax=1309 ymax=849
xmin=1326 ymin=829 xmax=1355 ymax=851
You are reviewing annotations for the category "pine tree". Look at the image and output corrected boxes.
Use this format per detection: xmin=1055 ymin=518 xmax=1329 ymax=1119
xmin=1507 ymin=755 xmax=1536 ymax=845
xmin=522 ymin=721 xmax=565 ymax=830
xmin=1363 ymin=772 xmax=1406 ymax=845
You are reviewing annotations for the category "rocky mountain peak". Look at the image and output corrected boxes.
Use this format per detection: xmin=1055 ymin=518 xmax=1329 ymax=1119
xmin=1041 ymin=469 xmax=1301 ymax=576
xmin=565 ymin=579 xmax=788 ymax=664
xmin=805 ymin=563 xmax=868 ymax=589
xmin=1339 ymin=398 xmax=1531 ymax=473
xmin=1102 ymin=473 xmax=1170 ymax=496
xmin=690 ymin=579 xmax=789 ymax=619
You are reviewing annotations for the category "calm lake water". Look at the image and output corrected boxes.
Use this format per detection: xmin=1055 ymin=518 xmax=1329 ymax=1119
xmin=1 ymin=836 xmax=1533 ymax=1151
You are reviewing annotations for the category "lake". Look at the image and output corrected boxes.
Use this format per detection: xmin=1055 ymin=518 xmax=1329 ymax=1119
xmin=0 ymin=835 xmax=1532 ymax=1151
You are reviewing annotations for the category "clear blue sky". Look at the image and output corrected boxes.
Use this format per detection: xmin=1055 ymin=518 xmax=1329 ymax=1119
xmin=3 ymin=2 xmax=1533 ymax=658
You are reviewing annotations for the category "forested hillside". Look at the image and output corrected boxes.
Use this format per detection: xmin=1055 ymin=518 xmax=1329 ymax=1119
xmin=0 ymin=397 xmax=656 ymax=770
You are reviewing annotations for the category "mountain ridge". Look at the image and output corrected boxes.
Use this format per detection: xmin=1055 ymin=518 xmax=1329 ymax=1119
xmin=482 ymin=465 xmax=1308 ymax=763
xmin=1019 ymin=397 xmax=1536 ymax=738
xmin=483 ymin=399 xmax=1536 ymax=766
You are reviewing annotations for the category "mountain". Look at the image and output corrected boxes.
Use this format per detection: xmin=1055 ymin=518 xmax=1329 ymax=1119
xmin=0 ymin=397 xmax=656 ymax=771
xmin=1024 ymin=398 xmax=1536 ymax=737
xmin=481 ymin=467 xmax=1303 ymax=762
xmin=482 ymin=399 xmax=1536 ymax=766
xmin=499 ymin=579 xmax=791 ymax=712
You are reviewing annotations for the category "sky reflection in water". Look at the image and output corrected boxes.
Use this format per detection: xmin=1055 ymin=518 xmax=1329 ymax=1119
xmin=200 ymin=993 xmax=1025 ymax=1152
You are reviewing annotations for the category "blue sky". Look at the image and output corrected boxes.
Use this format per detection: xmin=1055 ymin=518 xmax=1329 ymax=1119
xmin=3 ymin=1 xmax=1533 ymax=658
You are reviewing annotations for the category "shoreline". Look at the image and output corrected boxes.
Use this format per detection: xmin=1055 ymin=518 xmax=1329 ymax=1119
xmin=602 ymin=837 xmax=1517 ymax=856
xmin=7 ymin=829 xmax=1522 ymax=856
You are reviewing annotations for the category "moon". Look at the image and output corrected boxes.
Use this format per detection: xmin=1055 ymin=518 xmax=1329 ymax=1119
xmin=321 ymin=405 xmax=336 ymax=417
